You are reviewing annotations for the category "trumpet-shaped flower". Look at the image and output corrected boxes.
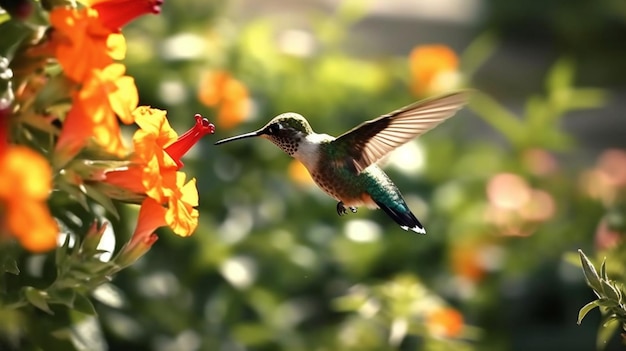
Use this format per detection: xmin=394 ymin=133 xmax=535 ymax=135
xmin=49 ymin=0 xmax=163 ymax=82
xmin=89 ymin=0 xmax=164 ymax=31
xmin=104 ymin=107 xmax=214 ymax=236
xmin=50 ymin=6 xmax=126 ymax=83
xmin=55 ymin=63 xmax=138 ymax=163
xmin=116 ymin=198 xmax=164 ymax=267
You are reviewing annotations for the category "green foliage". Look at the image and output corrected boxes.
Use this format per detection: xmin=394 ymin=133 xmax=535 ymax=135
xmin=577 ymin=250 xmax=626 ymax=348
xmin=2 ymin=0 xmax=626 ymax=350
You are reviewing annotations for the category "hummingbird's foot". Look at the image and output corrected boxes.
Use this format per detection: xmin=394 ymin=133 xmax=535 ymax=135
xmin=336 ymin=201 xmax=348 ymax=216
xmin=349 ymin=206 xmax=357 ymax=213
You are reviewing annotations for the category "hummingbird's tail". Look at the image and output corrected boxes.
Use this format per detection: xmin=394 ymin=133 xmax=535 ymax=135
xmin=374 ymin=199 xmax=426 ymax=234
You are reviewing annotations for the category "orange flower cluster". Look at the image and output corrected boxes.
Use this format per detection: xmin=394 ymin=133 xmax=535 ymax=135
xmin=198 ymin=70 xmax=250 ymax=130
xmin=0 ymin=0 xmax=210 ymax=255
xmin=104 ymin=107 xmax=214 ymax=237
xmin=50 ymin=1 xmax=162 ymax=164
xmin=409 ymin=45 xmax=462 ymax=97
xmin=0 ymin=120 xmax=57 ymax=252
xmin=426 ymin=307 xmax=464 ymax=339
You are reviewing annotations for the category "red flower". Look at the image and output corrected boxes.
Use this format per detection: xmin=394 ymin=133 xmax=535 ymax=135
xmin=90 ymin=0 xmax=164 ymax=31
xmin=165 ymin=114 xmax=215 ymax=168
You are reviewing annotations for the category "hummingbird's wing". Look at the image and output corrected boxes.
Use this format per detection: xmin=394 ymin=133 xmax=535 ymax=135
xmin=333 ymin=91 xmax=470 ymax=173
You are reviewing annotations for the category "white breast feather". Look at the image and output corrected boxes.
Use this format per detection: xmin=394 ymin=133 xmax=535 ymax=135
xmin=293 ymin=133 xmax=334 ymax=170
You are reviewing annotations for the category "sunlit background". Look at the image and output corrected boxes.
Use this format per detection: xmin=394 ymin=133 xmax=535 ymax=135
xmin=85 ymin=0 xmax=626 ymax=350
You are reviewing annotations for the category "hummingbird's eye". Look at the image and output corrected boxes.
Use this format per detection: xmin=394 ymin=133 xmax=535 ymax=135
xmin=267 ymin=123 xmax=281 ymax=134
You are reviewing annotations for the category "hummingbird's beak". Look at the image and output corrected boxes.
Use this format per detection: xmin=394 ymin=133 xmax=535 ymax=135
xmin=214 ymin=130 xmax=263 ymax=145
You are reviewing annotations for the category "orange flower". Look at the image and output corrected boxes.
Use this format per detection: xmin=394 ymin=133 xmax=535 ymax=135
xmin=109 ymin=107 xmax=179 ymax=201
xmin=426 ymin=307 xmax=464 ymax=339
xmin=55 ymin=63 xmax=138 ymax=163
xmin=116 ymin=197 xmax=164 ymax=267
xmin=49 ymin=6 xmax=126 ymax=83
xmin=409 ymin=45 xmax=460 ymax=97
xmin=288 ymin=159 xmax=314 ymax=187
xmin=450 ymin=242 xmax=485 ymax=283
xmin=198 ymin=70 xmax=250 ymax=129
xmin=0 ymin=123 xmax=58 ymax=251
xmin=103 ymin=107 xmax=214 ymax=236
xmin=49 ymin=0 xmax=162 ymax=82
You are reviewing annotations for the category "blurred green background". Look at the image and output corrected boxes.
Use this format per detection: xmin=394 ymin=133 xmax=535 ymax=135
xmin=90 ymin=0 xmax=626 ymax=350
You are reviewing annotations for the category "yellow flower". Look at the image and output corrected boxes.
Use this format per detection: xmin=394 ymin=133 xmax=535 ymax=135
xmin=409 ymin=45 xmax=460 ymax=97
xmin=103 ymin=107 xmax=214 ymax=236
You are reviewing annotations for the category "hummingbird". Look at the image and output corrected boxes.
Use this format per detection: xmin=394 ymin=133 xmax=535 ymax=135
xmin=215 ymin=91 xmax=469 ymax=234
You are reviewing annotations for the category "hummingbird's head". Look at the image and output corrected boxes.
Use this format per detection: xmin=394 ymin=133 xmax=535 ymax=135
xmin=214 ymin=113 xmax=313 ymax=156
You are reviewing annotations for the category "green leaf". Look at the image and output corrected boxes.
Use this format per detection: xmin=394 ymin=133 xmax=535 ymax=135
xmin=2 ymin=257 xmax=19 ymax=275
xmin=83 ymin=184 xmax=120 ymax=219
xmin=565 ymin=88 xmax=607 ymax=110
xmin=73 ymin=293 xmax=97 ymax=316
xmin=597 ymin=316 xmax=620 ymax=350
xmin=578 ymin=300 xmax=600 ymax=324
xmin=0 ymin=20 xmax=31 ymax=60
xmin=601 ymin=259 xmax=608 ymax=281
xmin=69 ymin=268 xmax=96 ymax=281
xmin=596 ymin=298 xmax=619 ymax=308
xmin=56 ymin=234 xmax=72 ymax=268
xmin=460 ymin=31 xmax=498 ymax=79
xmin=600 ymin=280 xmax=622 ymax=303
xmin=56 ymin=181 xmax=89 ymax=211
xmin=49 ymin=289 xmax=76 ymax=308
xmin=468 ymin=91 xmax=525 ymax=146
xmin=233 ymin=323 xmax=275 ymax=346
xmin=546 ymin=57 xmax=574 ymax=93
xmin=23 ymin=287 xmax=53 ymax=314
xmin=579 ymin=249 xmax=603 ymax=294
